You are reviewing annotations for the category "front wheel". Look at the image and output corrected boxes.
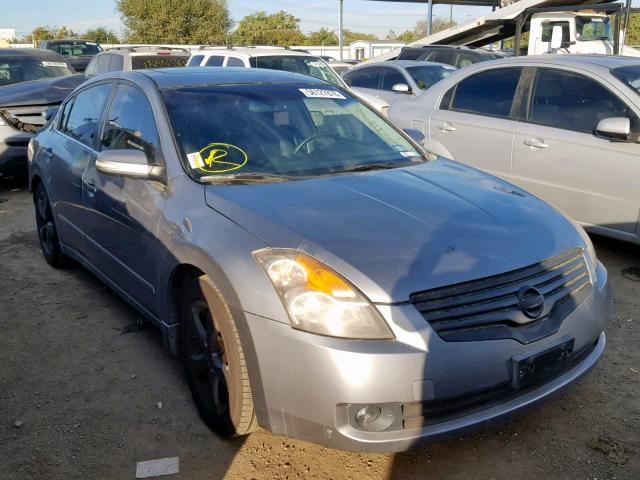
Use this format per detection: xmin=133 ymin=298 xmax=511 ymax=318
xmin=180 ymin=274 xmax=257 ymax=437
xmin=34 ymin=182 xmax=67 ymax=268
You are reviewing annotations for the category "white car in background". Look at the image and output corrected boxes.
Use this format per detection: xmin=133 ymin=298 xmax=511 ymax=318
xmin=389 ymin=55 xmax=640 ymax=245
xmin=187 ymin=47 xmax=391 ymax=116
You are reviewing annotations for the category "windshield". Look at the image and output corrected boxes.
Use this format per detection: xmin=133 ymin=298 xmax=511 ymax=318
xmin=249 ymin=55 xmax=344 ymax=88
xmin=611 ymin=65 xmax=640 ymax=96
xmin=48 ymin=42 xmax=102 ymax=56
xmin=131 ymin=55 xmax=188 ymax=70
xmin=0 ymin=58 xmax=73 ymax=85
xmin=576 ymin=16 xmax=612 ymax=42
xmin=162 ymin=84 xmax=426 ymax=182
xmin=406 ymin=65 xmax=456 ymax=90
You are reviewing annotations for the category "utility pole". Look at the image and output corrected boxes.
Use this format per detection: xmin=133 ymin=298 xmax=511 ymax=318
xmin=427 ymin=0 xmax=433 ymax=35
xmin=339 ymin=0 xmax=344 ymax=60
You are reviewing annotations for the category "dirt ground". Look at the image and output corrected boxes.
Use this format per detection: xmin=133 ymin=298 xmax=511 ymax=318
xmin=0 ymin=173 xmax=639 ymax=480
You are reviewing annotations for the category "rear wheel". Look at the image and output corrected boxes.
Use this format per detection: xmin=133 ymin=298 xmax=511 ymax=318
xmin=180 ymin=274 xmax=257 ymax=437
xmin=34 ymin=182 xmax=67 ymax=268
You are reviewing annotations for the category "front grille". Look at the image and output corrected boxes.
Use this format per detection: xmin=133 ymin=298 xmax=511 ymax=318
xmin=0 ymin=105 xmax=49 ymax=133
xmin=410 ymin=248 xmax=592 ymax=344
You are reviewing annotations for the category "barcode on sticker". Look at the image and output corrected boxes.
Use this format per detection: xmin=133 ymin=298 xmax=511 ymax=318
xmin=299 ymin=88 xmax=346 ymax=100
xmin=42 ymin=61 xmax=67 ymax=67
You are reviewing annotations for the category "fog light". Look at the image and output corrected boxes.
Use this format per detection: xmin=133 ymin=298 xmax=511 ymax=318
xmin=355 ymin=405 xmax=381 ymax=425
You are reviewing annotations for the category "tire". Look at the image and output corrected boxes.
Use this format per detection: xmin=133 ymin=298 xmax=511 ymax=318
xmin=34 ymin=182 xmax=67 ymax=268
xmin=179 ymin=274 xmax=257 ymax=437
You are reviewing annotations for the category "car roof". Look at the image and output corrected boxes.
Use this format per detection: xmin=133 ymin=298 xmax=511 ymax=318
xmin=473 ymin=54 xmax=640 ymax=70
xmin=107 ymin=67 xmax=330 ymax=89
xmin=105 ymin=46 xmax=190 ymax=56
xmin=353 ymin=59 xmax=454 ymax=69
xmin=193 ymin=47 xmax=319 ymax=58
xmin=0 ymin=48 xmax=65 ymax=59
xmin=42 ymin=39 xmax=94 ymax=44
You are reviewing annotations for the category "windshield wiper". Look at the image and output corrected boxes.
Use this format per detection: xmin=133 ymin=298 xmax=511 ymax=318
xmin=333 ymin=163 xmax=398 ymax=174
xmin=199 ymin=172 xmax=298 ymax=184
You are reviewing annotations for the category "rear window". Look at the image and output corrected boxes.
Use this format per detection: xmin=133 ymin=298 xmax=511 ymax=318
xmin=0 ymin=57 xmax=74 ymax=86
xmin=131 ymin=55 xmax=188 ymax=70
xmin=47 ymin=42 xmax=102 ymax=56
xmin=397 ymin=48 xmax=431 ymax=60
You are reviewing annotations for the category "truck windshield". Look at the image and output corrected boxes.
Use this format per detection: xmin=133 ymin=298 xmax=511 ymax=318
xmin=575 ymin=16 xmax=612 ymax=42
xmin=249 ymin=55 xmax=344 ymax=88
xmin=0 ymin=57 xmax=74 ymax=86
xmin=162 ymin=83 xmax=426 ymax=181
xmin=611 ymin=65 xmax=640 ymax=95
xmin=48 ymin=42 xmax=102 ymax=56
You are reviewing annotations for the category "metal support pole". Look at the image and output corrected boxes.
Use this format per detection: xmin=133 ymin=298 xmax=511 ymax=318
xmin=514 ymin=16 xmax=522 ymax=56
xmin=427 ymin=0 xmax=433 ymax=36
xmin=338 ymin=0 xmax=344 ymax=61
xmin=614 ymin=9 xmax=621 ymax=55
xmin=623 ymin=0 xmax=632 ymax=49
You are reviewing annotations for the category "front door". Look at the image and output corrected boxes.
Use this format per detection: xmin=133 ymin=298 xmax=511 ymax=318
xmin=81 ymin=81 xmax=166 ymax=315
xmin=512 ymin=67 xmax=640 ymax=235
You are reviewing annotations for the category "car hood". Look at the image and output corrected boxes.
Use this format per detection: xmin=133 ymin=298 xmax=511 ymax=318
xmin=204 ymin=159 xmax=585 ymax=303
xmin=0 ymin=74 xmax=85 ymax=107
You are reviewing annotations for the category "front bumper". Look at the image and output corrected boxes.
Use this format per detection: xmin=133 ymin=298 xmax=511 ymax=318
xmin=0 ymin=125 xmax=31 ymax=174
xmin=242 ymin=261 xmax=610 ymax=452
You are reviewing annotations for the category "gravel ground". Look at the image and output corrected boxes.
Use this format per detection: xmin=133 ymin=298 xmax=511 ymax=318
xmin=0 ymin=174 xmax=639 ymax=480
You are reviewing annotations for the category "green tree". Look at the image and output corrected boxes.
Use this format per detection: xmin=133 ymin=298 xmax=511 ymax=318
xmin=116 ymin=0 xmax=232 ymax=44
xmin=83 ymin=27 xmax=120 ymax=44
xmin=304 ymin=28 xmax=338 ymax=46
xmin=343 ymin=29 xmax=378 ymax=43
xmin=625 ymin=13 xmax=640 ymax=45
xmin=414 ymin=18 xmax=457 ymax=37
xmin=396 ymin=30 xmax=417 ymax=42
xmin=233 ymin=10 xmax=305 ymax=46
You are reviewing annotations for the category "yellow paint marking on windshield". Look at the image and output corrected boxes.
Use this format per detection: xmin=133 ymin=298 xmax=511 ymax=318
xmin=194 ymin=143 xmax=248 ymax=174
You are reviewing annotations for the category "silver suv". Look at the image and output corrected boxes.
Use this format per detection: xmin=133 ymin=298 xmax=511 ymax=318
xmin=85 ymin=46 xmax=190 ymax=78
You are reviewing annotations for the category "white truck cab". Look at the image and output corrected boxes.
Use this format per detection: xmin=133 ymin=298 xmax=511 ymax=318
xmin=529 ymin=11 xmax=640 ymax=57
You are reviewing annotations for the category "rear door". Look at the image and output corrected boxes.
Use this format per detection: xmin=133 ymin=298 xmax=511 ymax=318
xmin=81 ymin=81 xmax=166 ymax=314
xmin=342 ymin=66 xmax=383 ymax=99
xmin=512 ymin=67 xmax=640 ymax=235
xmin=46 ymin=82 xmax=114 ymax=256
xmin=429 ymin=67 xmax=523 ymax=180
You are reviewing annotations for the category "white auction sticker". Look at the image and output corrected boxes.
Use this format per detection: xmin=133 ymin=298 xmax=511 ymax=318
xmin=186 ymin=152 xmax=202 ymax=168
xmin=42 ymin=61 xmax=67 ymax=67
xmin=299 ymin=88 xmax=346 ymax=100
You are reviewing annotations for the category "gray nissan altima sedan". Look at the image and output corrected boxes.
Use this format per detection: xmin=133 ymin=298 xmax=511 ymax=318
xmin=28 ymin=67 xmax=610 ymax=452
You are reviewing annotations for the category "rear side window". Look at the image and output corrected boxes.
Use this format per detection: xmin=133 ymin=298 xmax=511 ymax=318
xmin=528 ymin=68 xmax=633 ymax=133
xmin=101 ymin=83 xmax=159 ymax=159
xmin=432 ymin=49 xmax=455 ymax=65
xmin=95 ymin=54 xmax=112 ymax=75
xmin=449 ymin=68 xmax=522 ymax=118
xmin=380 ymin=67 xmax=406 ymax=91
xmin=187 ymin=55 xmax=204 ymax=67
xmin=62 ymin=83 xmax=113 ymax=147
xmin=456 ymin=52 xmax=480 ymax=68
xmin=226 ymin=57 xmax=245 ymax=67
xmin=344 ymin=67 xmax=382 ymax=89
xmin=109 ymin=55 xmax=124 ymax=72
xmin=205 ymin=55 xmax=225 ymax=67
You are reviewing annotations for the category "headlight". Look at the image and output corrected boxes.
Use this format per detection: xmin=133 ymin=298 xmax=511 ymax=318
xmin=579 ymin=226 xmax=598 ymax=277
xmin=253 ymin=249 xmax=394 ymax=339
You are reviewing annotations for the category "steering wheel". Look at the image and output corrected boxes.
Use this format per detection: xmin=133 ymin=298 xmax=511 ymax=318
xmin=293 ymin=134 xmax=337 ymax=155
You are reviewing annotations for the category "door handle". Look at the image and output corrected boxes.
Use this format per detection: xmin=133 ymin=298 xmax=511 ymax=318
xmin=437 ymin=122 xmax=456 ymax=132
xmin=523 ymin=138 xmax=549 ymax=149
xmin=85 ymin=180 xmax=97 ymax=196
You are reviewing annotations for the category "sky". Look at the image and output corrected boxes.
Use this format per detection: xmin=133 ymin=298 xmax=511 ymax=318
xmin=0 ymin=0 xmax=492 ymax=39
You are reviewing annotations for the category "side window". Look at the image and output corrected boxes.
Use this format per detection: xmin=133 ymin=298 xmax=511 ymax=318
xmin=226 ymin=57 xmax=245 ymax=67
xmin=432 ymin=49 xmax=454 ymax=65
xmin=101 ymin=83 xmax=159 ymax=160
xmin=205 ymin=55 xmax=225 ymax=67
xmin=109 ymin=54 xmax=124 ymax=72
xmin=450 ymin=68 xmax=522 ymax=118
xmin=346 ymin=67 xmax=382 ymax=89
xmin=187 ymin=55 xmax=204 ymax=67
xmin=96 ymin=54 xmax=111 ymax=75
xmin=380 ymin=67 xmax=407 ymax=90
xmin=541 ymin=21 xmax=571 ymax=43
xmin=528 ymin=68 xmax=634 ymax=133
xmin=456 ymin=52 xmax=479 ymax=68
xmin=57 ymin=98 xmax=74 ymax=131
xmin=63 ymin=83 xmax=112 ymax=147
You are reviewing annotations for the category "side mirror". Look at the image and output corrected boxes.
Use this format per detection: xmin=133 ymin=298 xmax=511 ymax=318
xmin=550 ymin=25 xmax=563 ymax=50
xmin=95 ymin=149 xmax=164 ymax=181
xmin=403 ymin=128 xmax=426 ymax=145
xmin=45 ymin=106 xmax=59 ymax=122
xmin=595 ymin=117 xmax=631 ymax=141
xmin=392 ymin=83 xmax=412 ymax=94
